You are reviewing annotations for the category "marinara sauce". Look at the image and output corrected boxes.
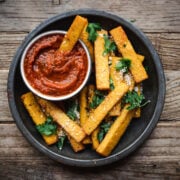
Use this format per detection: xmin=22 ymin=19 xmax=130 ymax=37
xmin=24 ymin=34 xmax=88 ymax=96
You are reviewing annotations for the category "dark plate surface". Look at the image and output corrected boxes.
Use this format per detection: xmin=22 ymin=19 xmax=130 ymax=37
xmin=7 ymin=9 xmax=165 ymax=167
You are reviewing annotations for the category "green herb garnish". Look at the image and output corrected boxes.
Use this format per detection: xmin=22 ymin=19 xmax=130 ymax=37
xmin=66 ymin=100 xmax=79 ymax=120
xmin=98 ymin=122 xmax=112 ymax=142
xmin=89 ymin=90 xmax=105 ymax=109
xmin=115 ymin=58 xmax=131 ymax=73
xmin=123 ymin=90 xmax=150 ymax=110
xmin=103 ymin=35 xmax=117 ymax=55
xmin=86 ymin=23 xmax=102 ymax=42
xmin=110 ymin=77 xmax=115 ymax=90
xmin=36 ymin=116 xmax=57 ymax=136
xmin=57 ymin=135 xmax=66 ymax=150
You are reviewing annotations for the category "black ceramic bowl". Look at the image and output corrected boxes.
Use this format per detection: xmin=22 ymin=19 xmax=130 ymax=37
xmin=7 ymin=9 xmax=165 ymax=167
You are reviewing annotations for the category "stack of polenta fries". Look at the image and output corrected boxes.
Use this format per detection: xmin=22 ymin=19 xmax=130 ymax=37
xmin=21 ymin=15 xmax=149 ymax=156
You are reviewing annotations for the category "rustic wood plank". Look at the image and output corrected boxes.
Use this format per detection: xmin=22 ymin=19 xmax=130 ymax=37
xmin=162 ymin=70 xmax=180 ymax=121
xmin=0 ymin=70 xmax=13 ymax=122
xmin=0 ymin=32 xmax=26 ymax=70
xmin=0 ymin=0 xmax=179 ymax=32
xmin=0 ymin=122 xmax=179 ymax=179
xmin=146 ymin=33 xmax=180 ymax=71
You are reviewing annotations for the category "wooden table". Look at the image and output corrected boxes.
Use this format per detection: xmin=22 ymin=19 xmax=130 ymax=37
xmin=0 ymin=0 xmax=180 ymax=179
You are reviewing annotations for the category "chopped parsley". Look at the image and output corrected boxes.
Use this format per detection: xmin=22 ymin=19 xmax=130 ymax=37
xmin=115 ymin=58 xmax=131 ymax=73
xmin=103 ymin=35 xmax=117 ymax=55
xmin=36 ymin=116 xmax=57 ymax=136
xmin=98 ymin=122 xmax=112 ymax=142
xmin=57 ymin=135 xmax=66 ymax=151
xmin=66 ymin=100 xmax=79 ymax=120
xmin=110 ymin=77 xmax=115 ymax=90
xmin=123 ymin=90 xmax=150 ymax=110
xmin=89 ymin=90 xmax=105 ymax=109
xmin=86 ymin=23 xmax=102 ymax=42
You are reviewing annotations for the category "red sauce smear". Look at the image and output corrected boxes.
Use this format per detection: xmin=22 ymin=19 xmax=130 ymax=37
xmin=24 ymin=34 xmax=88 ymax=96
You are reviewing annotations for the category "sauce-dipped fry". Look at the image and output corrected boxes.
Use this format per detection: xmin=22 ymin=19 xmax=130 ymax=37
xmin=59 ymin=15 xmax=88 ymax=52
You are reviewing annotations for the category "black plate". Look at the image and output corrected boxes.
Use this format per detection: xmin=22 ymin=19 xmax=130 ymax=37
xmin=7 ymin=9 xmax=165 ymax=167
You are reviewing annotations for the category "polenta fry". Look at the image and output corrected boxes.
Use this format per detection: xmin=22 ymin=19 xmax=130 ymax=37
xmin=36 ymin=97 xmax=86 ymax=143
xmin=79 ymin=87 xmax=92 ymax=144
xmin=110 ymin=26 xmax=148 ymax=83
xmin=94 ymin=30 xmax=110 ymax=90
xmin=109 ymin=56 xmax=123 ymax=116
xmin=83 ymin=83 xmax=129 ymax=135
xmin=59 ymin=15 xmax=88 ymax=52
xmin=96 ymin=105 xmax=135 ymax=156
xmin=67 ymin=135 xmax=85 ymax=152
xmin=21 ymin=92 xmax=58 ymax=145
xmin=91 ymin=127 xmax=100 ymax=149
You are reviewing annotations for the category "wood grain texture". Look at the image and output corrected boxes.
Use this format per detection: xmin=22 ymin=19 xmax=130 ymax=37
xmin=0 ymin=122 xmax=179 ymax=179
xmin=0 ymin=0 xmax=179 ymax=32
xmin=0 ymin=0 xmax=180 ymax=179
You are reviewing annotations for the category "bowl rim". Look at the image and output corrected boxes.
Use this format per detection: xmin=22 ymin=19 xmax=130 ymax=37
xmin=20 ymin=30 xmax=92 ymax=101
xmin=7 ymin=9 xmax=166 ymax=167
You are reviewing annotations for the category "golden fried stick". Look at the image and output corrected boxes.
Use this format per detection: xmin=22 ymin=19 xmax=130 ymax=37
xmin=83 ymin=83 xmax=129 ymax=135
xmin=59 ymin=15 xmax=88 ymax=52
xmin=67 ymin=135 xmax=85 ymax=152
xmin=21 ymin=92 xmax=58 ymax=145
xmin=79 ymin=87 xmax=92 ymax=144
xmin=36 ymin=98 xmax=86 ymax=143
xmin=94 ymin=30 xmax=110 ymax=90
xmin=109 ymin=56 xmax=123 ymax=116
xmin=110 ymin=26 xmax=148 ymax=83
xmin=96 ymin=105 xmax=135 ymax=156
